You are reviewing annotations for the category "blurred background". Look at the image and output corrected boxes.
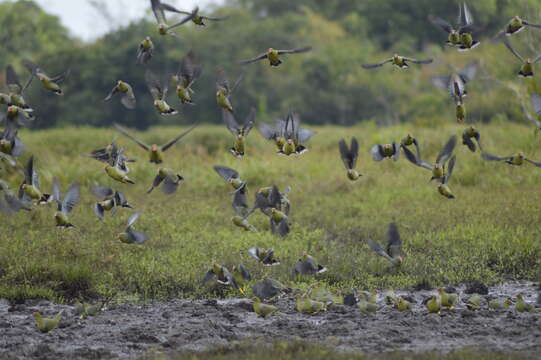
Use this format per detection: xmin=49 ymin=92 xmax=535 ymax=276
xmin=1 ymin=0 xmax=541 ymax=129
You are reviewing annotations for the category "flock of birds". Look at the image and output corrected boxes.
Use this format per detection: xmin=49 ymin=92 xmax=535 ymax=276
xmin=1 ymin=1 xmax=540 ymax=328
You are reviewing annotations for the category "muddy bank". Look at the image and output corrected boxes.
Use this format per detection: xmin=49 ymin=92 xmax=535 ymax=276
xmin=0 ymin=282 xmax=540 ymax=360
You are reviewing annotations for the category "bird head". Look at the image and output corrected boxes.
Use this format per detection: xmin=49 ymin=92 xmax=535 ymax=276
xmin=20 ymin=184 xmax=27 ymax=190
xmin=504 ymin=298 xmax=513 ymax=306
xmin=518 ymin=151 xmax=525 ymax=158
xmin=158 ymin=24 xmax=167 ymax=34
xmin=516 ymin=293 xmax=524 ymax=299
xmin=527 ymin=58 xmax=533 ymax=64
xmin=513 ymin=15 xmax=520 ymax=21
xmin=268 ymin=48 xmax=274 ymax=53
xmin=145 ymin=36 xmax=151 ymax=41
xmin=153 ymin=99 xmax=161 ymax=107
xmin=393 ymin=54 xmax=399 ymax=59
xmin=7 ymin=105 xmax=18 ymax=115
xmin=151 ymin=144 xmax=158 ymax=152
xmin=103 ymin=164 xmax=110 ymax=170
xmin=32 ymin=312 xmax=40 ymax=318
xmin=437 ymin=287 xmax=444 ymax=293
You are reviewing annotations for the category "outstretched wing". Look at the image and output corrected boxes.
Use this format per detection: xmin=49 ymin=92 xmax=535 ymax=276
xmin=161 ymin=121 xmax=199 ymax=151
xmin=114 ymin=123 xmax=150 ymax=151
xmin=362 ymin=59 xmax=392 ymax=69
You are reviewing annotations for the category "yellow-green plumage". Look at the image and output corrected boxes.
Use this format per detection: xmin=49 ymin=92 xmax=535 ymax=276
xmin=427 ymin=296 xmax=440 ymax=313
xmin=33 ymin=311 xmax=62 ymax=333
xmin=253 ymin=297 xmax=278 ymax=318
xmin=104 ymin=165 xmax=135 ymax=184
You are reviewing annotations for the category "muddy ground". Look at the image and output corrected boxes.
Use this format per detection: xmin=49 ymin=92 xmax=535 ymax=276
xmin=1 ymin=282 xmax=540 ymax=360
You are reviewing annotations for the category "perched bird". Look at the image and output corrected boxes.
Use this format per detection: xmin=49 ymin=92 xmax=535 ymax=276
xmin=502 ymin=39 xmax=541 ymax=78
xmin=371 ymin=142 xmax=400 ymax=162
xmin=104 ymin=80 xmax=136 ymax=109
xmin=430 ymin=3 xmax=479 ymax=50
xmin=146 ymin=70 xmax=177 ymax=116
xmin=252 ymin=297 xmax=279 ymax=318
xmin=248 ymin=247 xmax=280 ymax=266
xmin=402 ymin=135 xmax=457 ymax=183
xmin=426 ymin=295 xmax=441 ymax=313
xmin=223 ymin=108 xmax=255 ymax=157
xmin=280 ymin=112 xmax=316 ymax=156
xmin=239 ymin=46 xmax=312 ymax=66
xmin=462 ymin=126 xmax=482 ymax=152
xmin=488 ymin=298 xmax=512 ymax=310
xmin=150 ymin=0 xmax=198 ymax=36
xmin=338 ymin=137 xmax=361 ymax=181
xmin=296 ymin=296 xmax=326 ymax=315
xmin=22 ymin=59 xmax=68 ymax=95
xmin=362 ymin=54 xmax=433 ymax=69
xmin=366 ymin=222 xmax=403 ymax=266
xmin=359 ymin=290 xmax=378 ymax=304
xmin=147 ymin=167 xmax=184 ymax=195
xmin=52 ymin=179 xmax=80 ymax=229
xmin=515 ymin=293 xmax=536 ymax=312
xmin=293 ymin=254 xmax=327 ymax=275
xmin=431 ymin=62 xmax=478 ymax=101
xmin=117 ymin=212 xmax=149 ymax=244
xmin=172 ymin=51 xmax=202 ymax=105
xmin=74 ymin=301 xmax=103 ymax=319
xmin=258 ymin=119 xmax=287 ymax=153
xmin=358 ymin=299 xmax=378 ymax=315
xmin=32 ymin=311 xmax=62 ymax=333
xmin=0 ymin=180 xmax=31 ymax=214
xmin=104 ymin=149 xmax=135 ymax=184
xmin=202 ymin=263 xmax=238 ymax=289
xmin=438 ymin=288 xmax=458 ymax=310
xmin=215 ymin=68 xmax=243 ymax=113
xmin=137 ymin=37 xmax=154 ymax=65
xmin=18 ymin=156 xmax=52 ymax=205
xmin=214 ymin=165 xmax=246 ymax=193
xmin=114 ymin=122 xmax=198 ymax=164
xmin=466 ymin=294 xmax=482 ymax=310
xmin=495 ymin=16 xmax=541 ymax=38
xmin=395 ymin=297 xmax=412 ymax=311
xmin=174 ymin=9 xmax=228 ymax=26
xmin=91 ymin=185 xmax=132 ymax=220
xmin=481 ymin=151 xmax=541 ymax=167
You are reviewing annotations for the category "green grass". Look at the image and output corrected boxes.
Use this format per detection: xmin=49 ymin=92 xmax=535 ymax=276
xmin=1 ymin=122 xmax=541 ymax=302
xmin=141 ymin=341 xmax=537 ymax=360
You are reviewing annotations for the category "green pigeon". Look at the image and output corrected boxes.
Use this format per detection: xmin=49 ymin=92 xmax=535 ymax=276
xmin=455 ymin=99 xmax=466 ymax=123
xmin=366 ymin=222 xmax=403 ymax=266
xmin=481 ymin=151 xmax=541 ymax=167
xmin=172 ymin=50 xmax=202 ymax=105
xmin=431 ymin=62 xmax=478 ymax=102
xmin=296 ymin=296 xmax=326 ymax=315
xmin=85 ymin=139 xmax=135 ymax=173
xmin=436 ymin=154 xmax=456 ymax=199
xmin=252 ymin=297 xmax=279 ymax=318
xmin=18 ymin=156 xmax=52 ymax=205
xmin=293 ymin=254 xmax=327 ymax=275
xmin=426 ymin=295 xmax=441 ymax=314
xmin=395 ymin=296 xmax=412 ymax=311
xmin=114 ymin=122 xmax=198 ymax=164
xmin=214 ymin=165 xmax=246 ymax=193
xmin=150 ymin=0 xmax=198 ymax=36
xmin=280 ymin=112 xmax=316 ymax=156
xmin=358 ymin=299 xmax=378 ymax=315
xmin=103 ymin=148 xmax=135 ymax=184
xmin=231 ymin=189 xmax=257 ymax=232
xmin=502 ymin=38 xmax=541 ymax=78
xmin=339 ymin=137 xmax=361 ymax=181
xmin=0 ymin=180 xmax=31 ymax=214
xmin=466 ymin=294 xmax=482 ymax=311
xmin=52 ymin=178 xmax=80 ymax=229
xmin=0 ymin=118 xmax=25 ymax=158
xmin=223 ymin=107 xmax=255 ymax=158
xmin=359 ymin=290 xmax=378 ymax=304
xmin=215 ymin=68 xmax=244 ymax=113
xmin=175 ymin=9 xmax=229 ymax=26
xmin=248 ymin=247 xmax=280 ymax=266
xmin=402 ymin=135 xmax=457 ymax=183
xmin=147 ymin=167 xmax=184 ymax=195
xmin=488 ymin=298 xmax=512 ymax=310
xmin=1 ymin=104 xmax=34 ymax=128
xmin=104 ymin=80 xmax=136 ymax=109
xmin=495 ymin=16 xmax=541 ymax=39
xmin=91 ymin=185 xmax=132 ymax=220
xmin=232 ymin=263 xmax=251 ymax=293
xmin=371 ymin=142 xmax=400 ymax=162
xmin=239 ymin=46 xmax=312 ymax=66
xmin=146 ymin=69 xmax=177 ymax=116
xmin=438 ymin=288 xmax=458 ymax=310
xmin=430 ymin=3 xmax=479 ymax=50
xmin=202 ymin=263 xmax=238 ymax=289
xmin=362 ymin=54 xmax=433 ymax=69
xmin=252 ymin=186 xmax=291 ymax=217
xmin=22 ymin=59 xmax=68 ymax=95
xmin=400 ymin=134 xmax=421 ymax=159
xmin=515 ymin=293 xmax=536 ymax=312
xmin=247 ymin=186 xmax=290 ymax=237
xmin=3 ymin=64 xmax=34 ymax=111
xmin=74 ymin=301 xmax=103 ymax=319
xmin=462 ymin=126 xmax=482 ymax=152
xmin=258 ymin=119 xmax=287 ymax=153
xmin=137 ymin=37 xmax=154 ymax=65
xmin=32 ymin=311 xmax=62 ymax=333
xmin=117 ymin=212 xmax=149 ymax=244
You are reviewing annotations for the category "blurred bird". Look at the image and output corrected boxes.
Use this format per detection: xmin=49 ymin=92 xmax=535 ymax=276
xmin=74 ymin=301 xmax=103 ymax=319
xmin=252 ymin=297 xmax=279 ymax=318
xmin=202 ymin=263 xmax=238 ymax=289
xmin=175 ymin=9 xmax=229 ymax=26
xmin=362 ymin=54 xmax=433 ymax=69
xmin=114 ymin=122 xmax=198 ymax=164
xmin=104 ymin=80 xmax=136 ymax=109
xmin=495 ymin=16 xmax=541 ymax=38
xmin=455 ymin=99 xmax=467 ymax=123
xmin=371 ymin=142 xmax=400 ymax=162
xmin=239 ymin=46 xmax=312 ymax=66
xmin=395 ymin=296 xmax=412 ymax=311
xmin=293 ymin=254 xmax=327 ymax=275
xmin=466 ymin=294 xmax=482 ymax=310
xmin=18 ymin=156 xmax=52 ymax=205
xmin=481 ymin=151 xmax=541 ymax=167
xmin=436 ymin=156 xmax=456 ymax=199
xmin=52 ymin=178 xmax=80 ymax=229
xmin=438 ymin=288 xmax=458 ymax=310
xmin=172 ymin=50 xmax=202 ymax=105
xmin=146 ymin=69 xmax=177 ymax=116
xmin=502 ymin=39 xmax=541 ymax=77
xmin=0 ymin=120 xmax=25 ymax=158
xmin=85 ymin=139 xmax=135 ymax=173
xmin=488 ymin=298 xmax=512 ymax=310
xmin=431 ymin=62 xmax=478 ymax=101
xmin=338 ymin=137 xmax=361 ymax=181
xmin=137 ymin=37 xmax=154 ymax=65
xmin=296 ymin=296 xmax=326 ymax=315
xmin=400 ymin=134 xmax=421 ymax=159
xmin=223 ymin=107 xmax=255 ymax=157
xmin=231 ymin=263 xmax=251 ymax=293
xmin=258 ymin=119 xmax=287 ymax=153
xmin=1 ymin=104 xmax=34 ymax=128
xmin=248 ymin=247 xmax=280 ymax=266
xmin=248 ymin=186 xmax=290 ymax=236
xmin=22 ymin=59 xmax=68 ymax=95
xmin=150 ymin=0 xmax=198 ymax=36
xmin=104 ymin=148 xmax=135 ymax=184
xmin=214 ymin=165 xmax=246 ymax=193
xmin=146 ymin=167 xmax=184 ymax=194
xmin=91 ymin=186 xmax=132 ymax=220
xmin=426 ymin=295 xmax=441 ymax=313
xmin=215 ymin=68 xmax=243 ymax=113
xmin=280 ymin=112 xmax=316 ymax=156
xmin=515 ymin=293 xmax=536 ymax=312
xmin=3 ymin=64 xmax=33 ymax=111
xmin=366 ymin=222 xmax=403 ymax=266
xmin=231 ymin=189 xmax=257 ymax=232
xmin=32 ymin=311 xmax=62 ymax=333
xmin=0 ymin=180 xmax=31 ymax=214
xmin=402 ymin=135 xmax=457 ymax=183
xmin=358 ymin=298 xmax=378 ymax=315
xmin=530 ymin=93 xmax=541 ymax=131
xmin=430 ymin=3 xmax=479 ymax=50
xmin=462 ymin=126 xmax=482 ymax=152
xmin=117 ymin=212 xmax=149 ymax=244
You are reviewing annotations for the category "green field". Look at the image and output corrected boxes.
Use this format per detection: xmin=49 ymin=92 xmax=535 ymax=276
xmin=1 ymin=122 xmax=541 ymax=302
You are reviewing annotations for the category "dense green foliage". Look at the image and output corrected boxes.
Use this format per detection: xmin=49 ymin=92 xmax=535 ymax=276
xmin=1 ymin=124 xmax=540 ymax=302
xmin=1 ymin=0 xmax=541 ymax=128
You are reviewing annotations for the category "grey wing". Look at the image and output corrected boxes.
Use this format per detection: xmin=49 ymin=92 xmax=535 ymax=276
xmin=104 ymin=86 xmax=118 ymax=102
xmin=11 ymin=137 xmax=25 ymax=158
xmin=297 ymin=128 xmax=316 ymax=143
xmin=127 ymin=212 xmax=141 ymax=228
xmin=166 ymin=7 xmax=199 ymax=31
xmin=277 ymin=46 xmax=312 ymax=55
xmin=230 ymin=71 xmax=245 ymax=94
xmin=481 ymin=152 xmax=511 ymax=161
xmin=62 ymin=182 xmax=80 ymax=215
xmin=350 ymin=137 xmax=359 ymax=168
xmin=391 ymin=142 xmax=400 ymax=161
xmin=531 ymin=93 xmax=541 ymax=116
xmin=201 ymin=15 xmax=229 ymax=21
xmin=524 ymin=157 xmax=541 ymax=167
xmin=223 ymin=267 xmax=238 ymax=288
xmin=222 ymin=109 xmax=240 ymax=135
xmin=431 ymin=75 xmax=451 ymax=90
xmin=232 ymin=190 xmax=248 ymax=216
xmin=458 ymin=2 xmax=474 ymax=27
xmin=150 ymin=0 xmax=166 ymax=23
xmin=161 ymin=121 xmax=199 ymax=151
xmin=114 ymin=123 xmax=150 ymax=151
xmin=258 ymin=122 xmax=277 ymax=140
xmin=338 ymin=139 xmax=352 ymax=169
xmin=429 ymin=16 xmax=454 ymax=33
xmin=444 ymin=155 xmax=456 ymax=184
xmin=145 ymin=69 xmax=163 ymax=100
xmin=436 ymin=135 xmax=457 ymax=165
xmin=523 ymin=20 xmax=541 ymax=29
xmin=247 ymin=247 xmax=260 ymax=261
xmin=462 ymin=132 xmax=476 ymax=152
xmin=366 ymin=239 xmax=392 ymax=260
xmin=22 ymin=59 xmax=41 ymax=76
xmin=127 ymin=228 xmax=149 ymax=244
xmin=91 ymin=185 xmax=114 ymax=199
xmin=147 ymin=174 xmax=164 ymax=194
xmin=121 ymin=85 xmax=136 ymax=110
xmin=5 ymin=65 xmax=22 ymax=91
xmin=238 ymin=53 xmax=268 ymax=65
xmin=238 ymin=263 xmax=251 ymax=281
xmin=213 ymin=165 xmax=239 ymax=181
xmin=276 ymin=218 xmax=290 ymax=237
xmin=243 ymin=107 xmax=256 ymax=135
xmin=362 ymin=58 xmax=392 ymax=69
xmin=371 ymin=145 xmax=384 ymax=161
xmin=201 ymin=270 xmax=215 ymax=284
xmin=52 ymin=178 xmax=61 ymax=203
xmin=459 ymin=62 xmax=478 ymax=83
xmin=385 ymin=223 xmax=402 ymax=259
xmin=403 ymin=57 xmax=433 ymax=65
xmin=93 ymin=203 xmax=105 ymax=220
xmin=503 ymin=39 xmax=524 ymax=62
xmin=160 ymin=175 xmax=181 ymax=194
xmin=215 ymin=68 xmax=230 ymax=92
xmin=402 ymin=145 xmax=431 ymax=170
